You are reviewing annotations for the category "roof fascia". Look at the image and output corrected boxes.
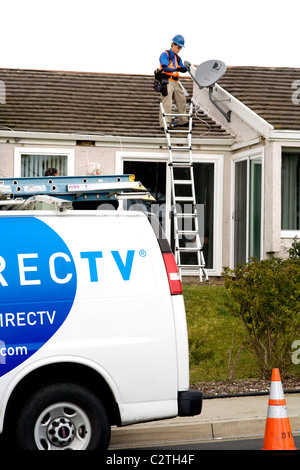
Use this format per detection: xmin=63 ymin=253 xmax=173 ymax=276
xmin=211 ymin=83 xmax=274 ymax=139
xmin=0 ymin=129 xmax=234 ymax=150
xmin=269 ymin=129 xmax=300 ymax=142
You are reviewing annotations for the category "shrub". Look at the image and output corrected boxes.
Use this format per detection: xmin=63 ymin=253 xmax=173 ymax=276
xmin=288 ymin=236 xmax=300 ymax=259
xmin=222 ymin=256 xmax=300 ymax=378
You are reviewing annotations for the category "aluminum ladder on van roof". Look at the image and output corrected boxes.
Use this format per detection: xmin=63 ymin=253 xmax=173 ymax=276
xmin=0 ymin=174 xmax=155 ymax=211
xmin=160 ymin=101 xmax=208 ymax=282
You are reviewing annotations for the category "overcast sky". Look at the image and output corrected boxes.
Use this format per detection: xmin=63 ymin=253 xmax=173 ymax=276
xmin=1 ymin=0 xmax=300 ymax=75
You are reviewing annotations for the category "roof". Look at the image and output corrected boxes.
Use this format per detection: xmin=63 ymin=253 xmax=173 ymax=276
xmin=0 ymin=68 xmax=231 ymax=139
xmin=219 ymin=66 xmax=300 ymax=130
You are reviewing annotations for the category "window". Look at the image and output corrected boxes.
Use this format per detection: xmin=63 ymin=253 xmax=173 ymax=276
xmin=21 ymin=154 xmax=67 ymax=177
xmin=281 ymin=152 xmax=300 ymax=231
xmin=14 ymin=148 xmax=75 ymax=177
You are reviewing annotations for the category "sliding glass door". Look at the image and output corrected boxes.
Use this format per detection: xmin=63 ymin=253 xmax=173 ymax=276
xmin=249 ymin=158 xmax=262 ymax=260
xmin=234 ymin=160 xmax=247 ymax=266
xmin=234 ymin=154 xmax=263 ymax=266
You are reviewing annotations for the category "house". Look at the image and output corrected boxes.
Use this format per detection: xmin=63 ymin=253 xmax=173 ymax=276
xmin=0 ymin=66 xmax=299 ymax=278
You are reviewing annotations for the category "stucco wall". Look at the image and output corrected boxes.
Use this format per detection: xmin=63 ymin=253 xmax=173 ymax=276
xmin=0 ymin=142 xmax=14 ymax=177
xmin=74 ymin=145 xmax=116 ymax=175
xmin=0 ymin=141 xmax=117 ymax=177
xmin=264 ymin=140 xmax=282 ymax=255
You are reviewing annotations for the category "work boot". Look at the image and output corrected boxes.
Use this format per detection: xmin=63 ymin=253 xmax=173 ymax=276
xmin=179 ymin=122 xmax=195 ymax=128
xmin=160 ymin=123 xmax=180 ymax=131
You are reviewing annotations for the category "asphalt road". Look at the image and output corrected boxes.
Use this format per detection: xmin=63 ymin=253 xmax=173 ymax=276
xmin=131 ymin=434 xmax=300 ymax=450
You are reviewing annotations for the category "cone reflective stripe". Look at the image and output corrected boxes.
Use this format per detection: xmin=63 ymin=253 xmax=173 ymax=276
xmin=263 ymin=368 xmax=296 ymax=450
xmin=268 ymin=368 xmax=286 ymax=406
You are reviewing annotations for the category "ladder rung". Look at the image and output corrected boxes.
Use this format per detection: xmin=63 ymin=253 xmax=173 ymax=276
xmin=163 ymin=112 xmax=191 ymax=117
xmin=176 ymin=247 xmax=202 ymax=252
xmin=173 ymin=180 xmax=192 ymax=185
xmin=178 ymin=264 xmax=206 ymax=268
xmin=175 ymin=213 xmax=197 ymax=218
xmin=169 ymin=147 xmax=191 ymax=151
xmin=174 ymin=196 xmax=194 ymax=202
xmin=177 ymin=230 xmax=198 ymax=235
xmin=170 ymin=163 xmax=192 ymax=168
xmin=167 ymin=129 xmax=191 ymax=134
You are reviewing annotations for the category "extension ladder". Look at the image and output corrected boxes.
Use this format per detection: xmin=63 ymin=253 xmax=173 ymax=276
xmin=160 ymin=101 xmax=208 ymax=281
xmin=0 ymin=174 xmax=155 ymax=211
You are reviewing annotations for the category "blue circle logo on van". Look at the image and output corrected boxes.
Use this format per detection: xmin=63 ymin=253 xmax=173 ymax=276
xmin=0 ymin=217 xmax=77 ymax=377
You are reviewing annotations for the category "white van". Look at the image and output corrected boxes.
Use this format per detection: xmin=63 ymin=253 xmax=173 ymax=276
xmin=0 ymin=181 xmax=202 ymax=450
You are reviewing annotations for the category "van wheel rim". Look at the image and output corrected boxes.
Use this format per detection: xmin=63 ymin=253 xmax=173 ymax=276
xmin=34 ymin=402 xmax=91 ymax=450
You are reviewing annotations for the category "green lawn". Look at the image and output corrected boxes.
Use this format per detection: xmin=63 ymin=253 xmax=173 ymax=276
xmin=183 ymin=285 xmax=259 ymax=384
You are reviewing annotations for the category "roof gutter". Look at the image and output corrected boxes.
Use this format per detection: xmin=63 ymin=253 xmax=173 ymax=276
xmin=269 ymin=129 xmax=300 ymax=142
xmin=0 ymin=129 xmax=235 ymax=150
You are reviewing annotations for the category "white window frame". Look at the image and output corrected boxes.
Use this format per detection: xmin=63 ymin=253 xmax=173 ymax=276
xmin=116 ymin=151 xmax=224 ymax=276
xmin=14 ymin=147 xmax=75 ymax=177
xmin=281 ymin=230 xmax=300 ymax=239
xmin=281 ymin=149 xmax=300 ymax=239
xmin=231 ymin=147 xmax=265 ymax=267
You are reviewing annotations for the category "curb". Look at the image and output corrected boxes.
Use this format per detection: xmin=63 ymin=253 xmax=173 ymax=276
xmin=109 ymin=418 xmax=266 ymax=449
xmin=109 ymin=394 xmax=300 ymax=449
xmin=109 ymin=417 xmax=300 ymax=449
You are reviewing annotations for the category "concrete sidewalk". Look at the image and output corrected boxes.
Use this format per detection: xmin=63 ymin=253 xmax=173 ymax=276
xmin=109 ymin=393 xmax=300 ymax=449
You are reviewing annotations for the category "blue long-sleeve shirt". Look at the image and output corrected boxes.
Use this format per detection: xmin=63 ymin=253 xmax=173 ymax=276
xmin=159 ymin=49 xmax=184 ymax=73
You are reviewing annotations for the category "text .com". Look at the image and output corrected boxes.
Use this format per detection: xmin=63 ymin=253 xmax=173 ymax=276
xmin=0 ymin=340 xmax=28 ymax=364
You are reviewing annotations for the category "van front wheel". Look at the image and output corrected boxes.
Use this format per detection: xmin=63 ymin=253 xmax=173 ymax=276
xmin=16 ymin=383 xmax=111 ymax=450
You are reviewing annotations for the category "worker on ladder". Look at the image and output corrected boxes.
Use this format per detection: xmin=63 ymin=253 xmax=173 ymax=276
xmin=158 ymin=35 xmax=189 ymax=130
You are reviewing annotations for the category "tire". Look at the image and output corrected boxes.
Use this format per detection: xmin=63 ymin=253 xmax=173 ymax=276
xmin=15 ymin=383 xmax=111 ymax=450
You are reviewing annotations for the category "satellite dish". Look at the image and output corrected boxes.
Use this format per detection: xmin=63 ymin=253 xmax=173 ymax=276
xmin=194 ymin=60 xmax=227 ymax=88
xmin=183 ymin=59 xmax=230 ymax=121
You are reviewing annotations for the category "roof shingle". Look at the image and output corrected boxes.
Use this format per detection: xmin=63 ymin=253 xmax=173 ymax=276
xmin=219 ymin=66 xmax=300 ymax=130
xmin=0 ymin=68 xmax=231 ymax=138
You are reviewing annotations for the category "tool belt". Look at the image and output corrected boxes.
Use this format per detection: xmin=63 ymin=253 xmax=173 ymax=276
xmin=153 ymin=70 xmax=177 ymax=96
xmin=165 ymin=74 xmax=178 ymax=81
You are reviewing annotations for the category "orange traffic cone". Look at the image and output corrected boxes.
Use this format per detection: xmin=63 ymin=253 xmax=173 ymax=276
xmin=262 ymin=368 xmax=296 ymax=450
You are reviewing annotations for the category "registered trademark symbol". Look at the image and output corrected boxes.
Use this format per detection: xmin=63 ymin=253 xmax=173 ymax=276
xmin=139 ymin=249 xmax=146 ymax=257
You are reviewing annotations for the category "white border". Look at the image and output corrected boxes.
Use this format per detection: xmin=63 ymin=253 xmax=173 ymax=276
xmin=280 ymin=148 xmax=300 ymax=239
xmin=281 ymin=231 xmax=300 ymax=239
xmin=14 ymin=147 xmax=75 ymax=177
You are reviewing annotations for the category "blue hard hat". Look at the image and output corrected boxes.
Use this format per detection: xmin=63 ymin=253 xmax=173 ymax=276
xmin=172 ymin=35 xmax=185 ymax=47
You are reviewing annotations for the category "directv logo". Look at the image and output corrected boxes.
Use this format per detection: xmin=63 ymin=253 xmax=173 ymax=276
xmin=0 ymin=80 xmax=5 ymax=104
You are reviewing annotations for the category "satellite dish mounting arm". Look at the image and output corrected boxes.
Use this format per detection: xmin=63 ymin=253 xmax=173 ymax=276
xmin=184 ymin=60 xmax=231 ymax=122
xmin=208 ymin=86 xmax=231 ymax=122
